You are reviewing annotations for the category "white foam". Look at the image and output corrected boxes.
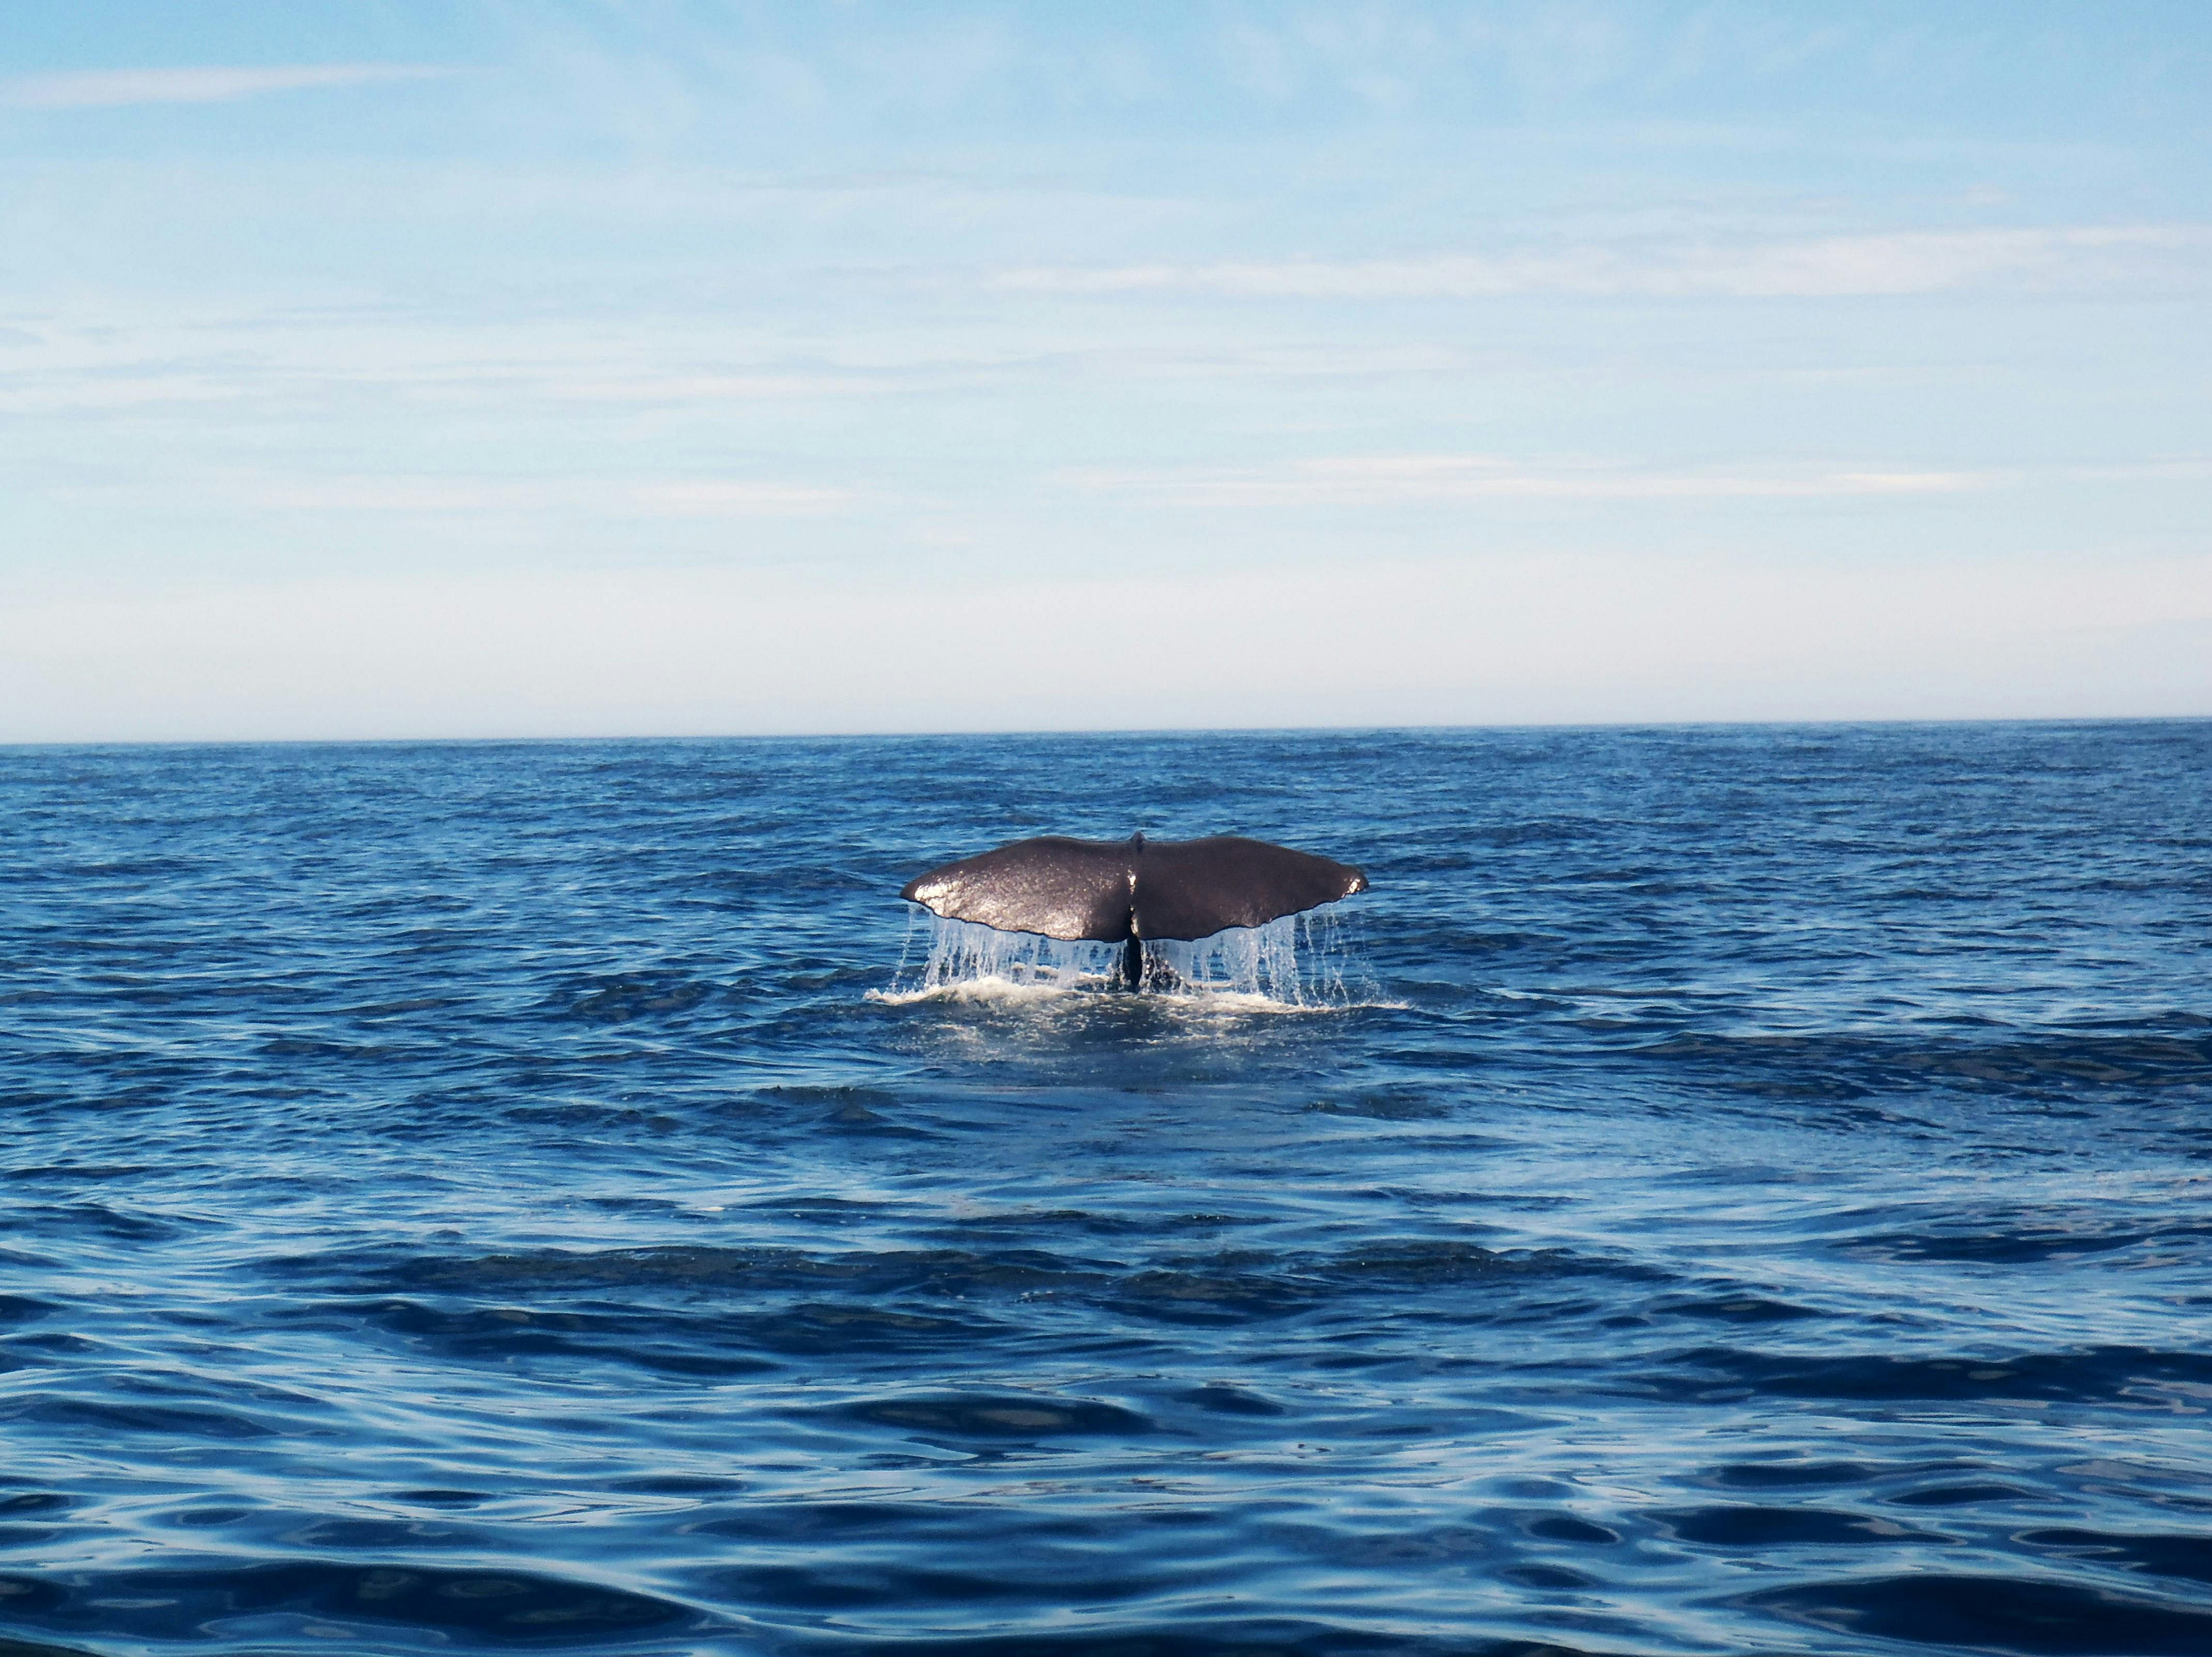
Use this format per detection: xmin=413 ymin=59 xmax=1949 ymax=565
xmin=866 ymin=973 xmax=1088 ymax=1007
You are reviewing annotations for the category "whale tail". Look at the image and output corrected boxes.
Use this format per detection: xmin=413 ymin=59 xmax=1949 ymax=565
xmin=899 ymin=832 xmax=1367 ymax=990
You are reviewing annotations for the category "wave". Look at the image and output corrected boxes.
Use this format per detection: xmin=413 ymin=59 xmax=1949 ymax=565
xmin=0 ymin=1560 xmax=706 ymax=1648
xmin=866 ymin=975 xmax=1391 ymax=1013
xmin=1742 ymin=1572 xmax=2212 ymax=1652
xmin=867 ymin=973 xmax=1088 ymax=1006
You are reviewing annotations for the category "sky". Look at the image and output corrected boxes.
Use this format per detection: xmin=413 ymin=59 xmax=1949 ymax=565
xmin=4 ymin=1 xmax=2209 ymax=741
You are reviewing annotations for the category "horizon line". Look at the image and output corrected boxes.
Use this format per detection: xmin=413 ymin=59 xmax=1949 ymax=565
xmin=5 ymin=711 xmax=2208 ymax=752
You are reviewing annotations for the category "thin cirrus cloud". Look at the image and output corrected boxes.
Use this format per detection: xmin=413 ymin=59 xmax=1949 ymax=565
xmin=996 ymin=226 xmax=2212 ymax=301
xmin=1060 ymin=455 xmax=2003 ymax=508
xmin=238 ymin=476 xmax=853 ymax=517
xmin=543 ymin=373 xmax=886 ymax=404
xmin=1 ymin=64 xmax=456 ymax=110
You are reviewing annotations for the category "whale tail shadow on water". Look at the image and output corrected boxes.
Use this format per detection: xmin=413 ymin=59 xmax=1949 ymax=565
xmin=899 ymin=833 xmax=1368 ymax=989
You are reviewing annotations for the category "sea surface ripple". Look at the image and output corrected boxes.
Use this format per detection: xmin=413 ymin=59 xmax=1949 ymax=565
xmin=3 ymin=722 xmax=2209 ymax=1656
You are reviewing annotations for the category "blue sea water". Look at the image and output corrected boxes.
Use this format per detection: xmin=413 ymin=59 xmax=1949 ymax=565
xmin=3 ymin=722 xmax=2209 ymax=1656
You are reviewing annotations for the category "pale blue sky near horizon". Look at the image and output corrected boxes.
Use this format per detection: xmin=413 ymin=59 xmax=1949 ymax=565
xmin=4 ymin=2 xmax=2209 ymax=740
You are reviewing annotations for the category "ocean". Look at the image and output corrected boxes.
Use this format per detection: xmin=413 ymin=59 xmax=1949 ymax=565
xmin=3 ymin=722 xmax=2208 ymax=1655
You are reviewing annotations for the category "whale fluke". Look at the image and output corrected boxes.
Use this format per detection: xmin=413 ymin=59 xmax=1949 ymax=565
xmin=899 ymin=833 xmax=1367 ymax=988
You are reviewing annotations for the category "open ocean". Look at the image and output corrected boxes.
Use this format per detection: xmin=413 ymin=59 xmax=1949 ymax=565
xmin=4 ymin=721 xmax=2209 ymax=1656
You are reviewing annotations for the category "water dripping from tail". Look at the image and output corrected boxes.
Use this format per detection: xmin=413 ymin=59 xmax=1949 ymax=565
xmin=872 ymin=907 xmax=1374 ymax=1008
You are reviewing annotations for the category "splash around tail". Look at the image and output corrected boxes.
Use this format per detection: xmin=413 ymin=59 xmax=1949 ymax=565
xmin=869 ymin=909 xmax=1378 ymax=1010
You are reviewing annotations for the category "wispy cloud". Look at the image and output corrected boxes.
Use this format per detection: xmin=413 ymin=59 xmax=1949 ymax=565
xmin=241 ymin=476 xmax=853 ymax=517
xmin=544 ymin=373 xmax=881 ymax=404
xmin=2 ymin=65 xmax=456 ymax=110
xmin=628 ymin=480 xmax=851 ymax=516
xmin=0 ymin=373 xmax=249 ymax=413
xmin=998 ymin=227 xmax=2212 ymax=301
xmin=1061 ymin=455 xmax=2003 ymax=507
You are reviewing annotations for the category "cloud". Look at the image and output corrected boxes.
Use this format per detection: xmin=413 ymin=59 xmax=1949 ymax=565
xmin=543 ymin=373 xmax=881 ymax=403
xmin=995 ymin=227 xmax=2212 ymax=301
xmin=238 ymin=476 xmax=853 ymax=517
xmin=2 ymin=65 xmax=456 ymax=110
xmin=629 ymin=481 xmax=852 ymax=516
xmin=1060 ymin=455 xmax=2002 ymax=508
xmin=0 ymin=373 xmax=249 ymax=413
xmin=203 ymin=457 xmax=2014 ymax=522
